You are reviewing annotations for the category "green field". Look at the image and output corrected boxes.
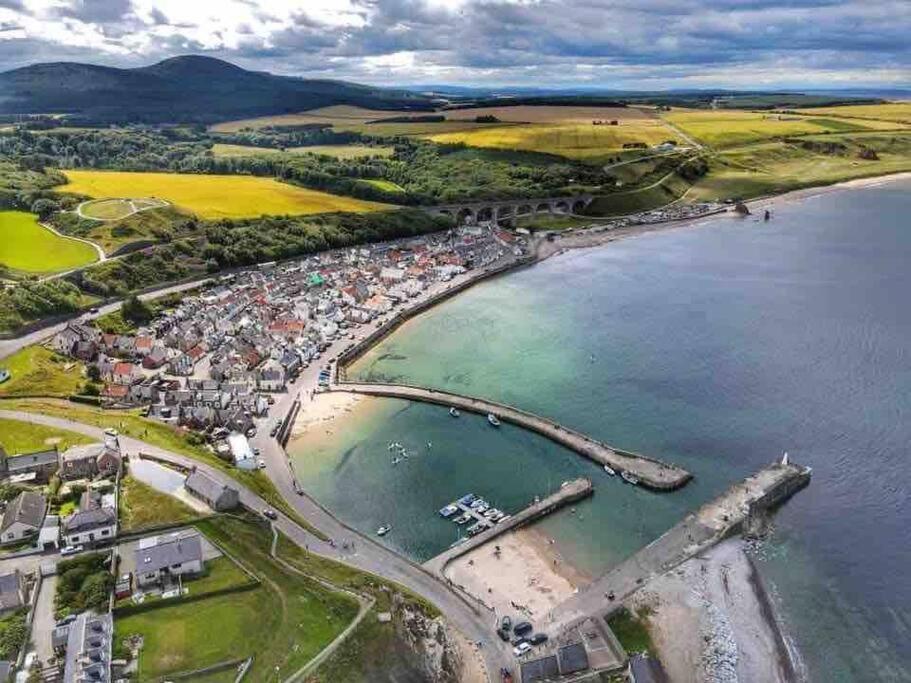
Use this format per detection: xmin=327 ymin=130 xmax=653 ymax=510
xmin=428 ymin=121 xmax=678 ymax=160
xmin=0 ymin=211 xmax=98 ymax=275
xmin=0 ymin=416 xmax=93 ymax=454
xmin=0 ymin=346 xmax=85 ymax=398
xmin=79 ymin=197 xmax=169 ymax=220
xmin=212 ymin=143 xmax=394 ymax=159
xmin=83 ymin=205 xmax=194 ymax=255
xmin=663 ymin=109 xmax=902 ymax=148
xmin=118 ymin=474 xmax=200 ymax=532
xmin=686 ymin=133 xmax=911 ymax=202
xmin=794 ymin=102 xmax=911 ymax=125
xmin=114 ymin=518 xmax=358 ymax=680
xmin=62 ymin=170 xmax=391 ymax=220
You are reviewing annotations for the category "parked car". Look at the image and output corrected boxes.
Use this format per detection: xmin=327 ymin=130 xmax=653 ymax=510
xmin=262 ymin=509 xmax=278 ymax=520
xmin=253 ymin=447 xmax=261 ymax=456
xmin=56 ymin=614 xmax=77 ymax=627
xmin=512 ymin=642 xmax=532 ymax=657
xmin=500 ymin=615 xmax=512 ymax=632
xmin=60 ymin=545 xmax=84 ymax=557
xmin=497 ymin=628 xmax=510 ymax=642
xmin=513 ymin=621 xmax=533 ymax=636
xmin=530 ymin=633 xmax=548 ymax=645
xmin=246 ymin=427 xmax=257 ymax=438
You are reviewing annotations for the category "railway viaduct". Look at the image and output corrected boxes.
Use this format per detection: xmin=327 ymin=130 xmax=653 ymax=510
xmin=426 ymin=194 xmax=594 ymax=225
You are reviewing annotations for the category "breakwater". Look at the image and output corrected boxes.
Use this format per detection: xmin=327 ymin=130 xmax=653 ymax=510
xmin=331 ymin=382 xmax=692 ymax=491
xmin=548 ymin=460 xmax=811 ymax=630
xmin=424 ymin=478 xmax=594 ymax=575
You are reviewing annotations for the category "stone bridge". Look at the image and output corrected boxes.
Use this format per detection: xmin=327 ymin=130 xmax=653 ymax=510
xmin=427 ymin=194 xmax=594 ymax=225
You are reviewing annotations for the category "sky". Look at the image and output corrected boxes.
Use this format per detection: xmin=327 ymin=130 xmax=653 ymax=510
xmin=0 ymin=0 xmax=908 ymax=90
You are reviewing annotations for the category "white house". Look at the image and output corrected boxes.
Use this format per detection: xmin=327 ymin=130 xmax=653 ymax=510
xmin=62 ymin=491 xmax=117 ymax=547
xmin=134 ymin=530 xmax=204 ymax=588
xmin=256 ymin=359 xmax=286 ymax=392
xmin=0 ymin=491 xmax=46 ymax=546
xmin=227 ymin=433 xmax=257 ymax=470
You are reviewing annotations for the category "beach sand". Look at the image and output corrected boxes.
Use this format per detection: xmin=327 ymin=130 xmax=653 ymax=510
xmin=289 ymin=391 xmax=363 ymax=439
xmin=444 ymin=524 xmax=591 ymax=622
xmin=628 ymin=538 xmax=801 ymax=683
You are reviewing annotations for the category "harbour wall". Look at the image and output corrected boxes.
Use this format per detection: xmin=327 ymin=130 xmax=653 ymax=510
xmin=331 ymin=382 xmax=692 ymax=491
xmin=424 ymin=478 xmax=594 ymax=575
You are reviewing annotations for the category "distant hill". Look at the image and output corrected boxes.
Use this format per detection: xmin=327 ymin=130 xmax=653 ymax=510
xmin=0 ymin=55 xmax=434 ymax=124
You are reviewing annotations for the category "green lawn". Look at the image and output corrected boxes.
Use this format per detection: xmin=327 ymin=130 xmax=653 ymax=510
xmin=358 ymin=178 xmax=406 ymax=193
xmin=0 ymin=397 xmax=324 ymax=539
xmin=0 ymin=210 xmax=99 ymax=275
xmin=114 ymin=518 xmax=358 ymax=681
xmin=0 ymin=416 xmax=93 ymax=454
xmin=607 ymin=607 xmax=654 ymax=655
xmin=0 ymin=346 xmax=85 ymax=398
xmin=118 ymin=474 xmax=200 ymax=532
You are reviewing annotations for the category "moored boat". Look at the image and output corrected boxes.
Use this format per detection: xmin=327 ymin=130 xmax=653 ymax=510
xmin=620 ymin=471 xmax=640 ymax=486
xmin=450 ymin=407 xmax=460 ymax=418
xmin=376 ymin=524 xmax=392 ymax=536
xmin=439 ymin=504 xmax=459 ymax=518
xmin=603 ymin=465 xmax=616 ymax=476
xmin=487 ymin=413 xmax=501 ymax=427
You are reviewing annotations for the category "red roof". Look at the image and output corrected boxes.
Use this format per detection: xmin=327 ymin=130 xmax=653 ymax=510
xmin=113 ymin=362 xmax=134 ymax=376
xmin=103 ymin=384 xmax=129 ymax=398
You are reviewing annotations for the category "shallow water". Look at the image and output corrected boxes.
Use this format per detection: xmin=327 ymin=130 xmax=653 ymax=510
xmin=291 ymin=178 xmax=911 ymax=681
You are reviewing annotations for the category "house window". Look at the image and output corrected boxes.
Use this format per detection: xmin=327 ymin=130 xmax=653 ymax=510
xmin=101 ymin=530 xmax=110 ymax=536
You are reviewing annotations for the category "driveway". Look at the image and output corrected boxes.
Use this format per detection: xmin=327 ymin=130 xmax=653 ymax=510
xmin=30 ymin=574 xmax=58 ymax=668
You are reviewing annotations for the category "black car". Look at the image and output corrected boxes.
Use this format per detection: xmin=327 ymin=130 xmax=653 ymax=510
xmin=511 ymin=636 xmax=528 ymax=647
xmin=530 ymin=633 xmax=548 ymax=645
xmin=262 ymin=509 xmax=278 ymax=520
xmin=513 ymin=621 xmax=533 ymax=636
xmin=497 ymin=628 xmax=510 ymax=642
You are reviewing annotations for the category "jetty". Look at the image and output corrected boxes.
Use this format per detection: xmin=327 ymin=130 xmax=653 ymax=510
xmin=547 ymin=459 xmax=811 ymax=631
xmin=332 ymin=383 xmax=692 ymax=491
xmin=425 ymin=478 xmax=594 ymax=575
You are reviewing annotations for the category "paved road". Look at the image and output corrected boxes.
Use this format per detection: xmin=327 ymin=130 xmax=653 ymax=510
xmin=0 ymin=409 xmax=511 ymax=680
xmin=0 ymin=277 xmax=213 ymax=361
xmin=30 ymin=574 xmax=58 ymax=667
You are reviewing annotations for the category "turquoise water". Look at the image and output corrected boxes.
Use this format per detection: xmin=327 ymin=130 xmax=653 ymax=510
xmin=291 ymin=178 xmax=911 ymax=681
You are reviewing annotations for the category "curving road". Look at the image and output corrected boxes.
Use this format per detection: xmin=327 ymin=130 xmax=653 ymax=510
xmin=0 ymin=409 xmax=511 ymax=680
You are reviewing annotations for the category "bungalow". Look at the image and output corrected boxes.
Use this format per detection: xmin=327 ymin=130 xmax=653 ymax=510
xmin=62 ymin=491 xmax=117 ymax=547
xmin=184 ymin=470 xmax=239 ymax=511
xmin=134 ymin=530 xmax=204 ymax=588
xmin=0 ymin=491 xmax=46 ymax=545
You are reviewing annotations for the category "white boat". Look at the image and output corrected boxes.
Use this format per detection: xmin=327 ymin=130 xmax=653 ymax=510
xmin=476 ymin=503 xmax=489 ymax=513
xmin=487 ymin=413 xmax=501 ymax=427
xmin=391 ymin=457 xmax=402 ymax=466
xmin=603 ymin=465 xmax=616 ymax=476
xmin=376 ymin=525 xmax=392 ymax=537
xmin=439 ymin=504 xmax=459 ymax=518
xmin=449 ymin=407 xmax=460 ymax=418
xmin=621 ymin=471 xmax=640 ymax=486
xmin=454 ymin=514 xmax=471 ymax=525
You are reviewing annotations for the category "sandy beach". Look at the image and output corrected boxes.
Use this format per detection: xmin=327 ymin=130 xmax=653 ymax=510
xmin=289 ymin=391 xmax=363 ymax=439
xmin=628 ymin=538 xmax=802 ymax=683
xmin=444 ymin=524 xmax=591 ymax=622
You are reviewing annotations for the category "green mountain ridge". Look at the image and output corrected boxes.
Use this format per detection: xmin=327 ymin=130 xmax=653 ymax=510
xmin=0 ymin=55 xmax=434 ymax=124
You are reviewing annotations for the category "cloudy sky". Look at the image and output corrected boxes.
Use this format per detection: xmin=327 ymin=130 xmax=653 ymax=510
xmin=0 ymin=0 xmax=908 ymax=89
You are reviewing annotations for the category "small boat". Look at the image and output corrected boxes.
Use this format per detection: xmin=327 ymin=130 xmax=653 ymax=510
xmin=458 ymin=493 xmax=476 ymax=506
xmin=376 ymin=525 xmax=392 ymax=537
xmin=621 ymin=471 xmax=640 ymax=486
xmin=439 ymin=504 xmax=459 ymax=518
xmin=603 ymin=465 xmax=616 ymax=476
xmin=391 ymin=457 xmax=402 ymax=466
xmin=427 ymin=441 xmax=433 ymax=448
xmin=475 ymin=503 xmax=489 ymax=514
xmin=449 ymin=407 xmax=460 ymax=418
xmin=470 ymin=498 xmax=488 ymax=510
xmin=487 ymin=413 xmax=501 ymax=427
xmin=454 ymin=514 xmax=471 ymax=525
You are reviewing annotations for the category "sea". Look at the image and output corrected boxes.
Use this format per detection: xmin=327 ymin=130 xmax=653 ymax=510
xmin=289 ymin=177 xmax=911 ymax=682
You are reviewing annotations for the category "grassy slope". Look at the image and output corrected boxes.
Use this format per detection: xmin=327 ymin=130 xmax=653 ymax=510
xmin=61 ymin=170 xmax=390 ymax=220
xmin=85 ymin=205 xmax=193 ymax=254
xmin=608 ymin=607 xmax=654 ymax=655
xmin=114 ymin=517 xmax=358 ymax=680
xmin=79 ymin=199 xmax=135 ymax=220
xmin=358 ymin=178 xmax=406 ymax=193
xmin=0 ymin=416 xmax=93 ymax=454
xmin=0 ymin=211 xmax=98 ymax=275
xmin=0 ymin=396 xmax=322 ymax=537
xmin=118 ymin=474 xmax=200 ymax=531
xmin=0 ymin=347 xmax=84 ymax=398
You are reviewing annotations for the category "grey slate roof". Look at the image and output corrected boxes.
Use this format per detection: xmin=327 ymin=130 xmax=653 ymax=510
xmin=4 ymin=449 xmax=58 ymax=473
xmin=0 ymin=571 xmax=23 ymax=610
xmin=0 ymin=491 xmax=46 ymax=533
xmin=134 ymin=531 xmax=203 ymax=574
xmin=185 ymin=470 xmax=236 ymax=504
xmin=63 ymin=612 xmax=112 ymax=683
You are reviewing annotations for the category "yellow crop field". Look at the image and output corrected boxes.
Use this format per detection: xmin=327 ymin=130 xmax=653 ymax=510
xmin=211 ymin=143 xmax=394 ymax=159
xmin=663 ymin=109 xmax=900 ymax=148
xmin=441 ymin=105 xmax=657 ymax=123
xmin=794 ymin=103 xmax=911 ymax=125
xmin=427 ymin=121 xmax=678 ymax=159
xmin=61 ymin=170 xmax=390 ymax=219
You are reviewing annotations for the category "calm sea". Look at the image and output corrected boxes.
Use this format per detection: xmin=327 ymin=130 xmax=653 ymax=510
xmin=290 ymin=177 xmax=911 ymax=682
